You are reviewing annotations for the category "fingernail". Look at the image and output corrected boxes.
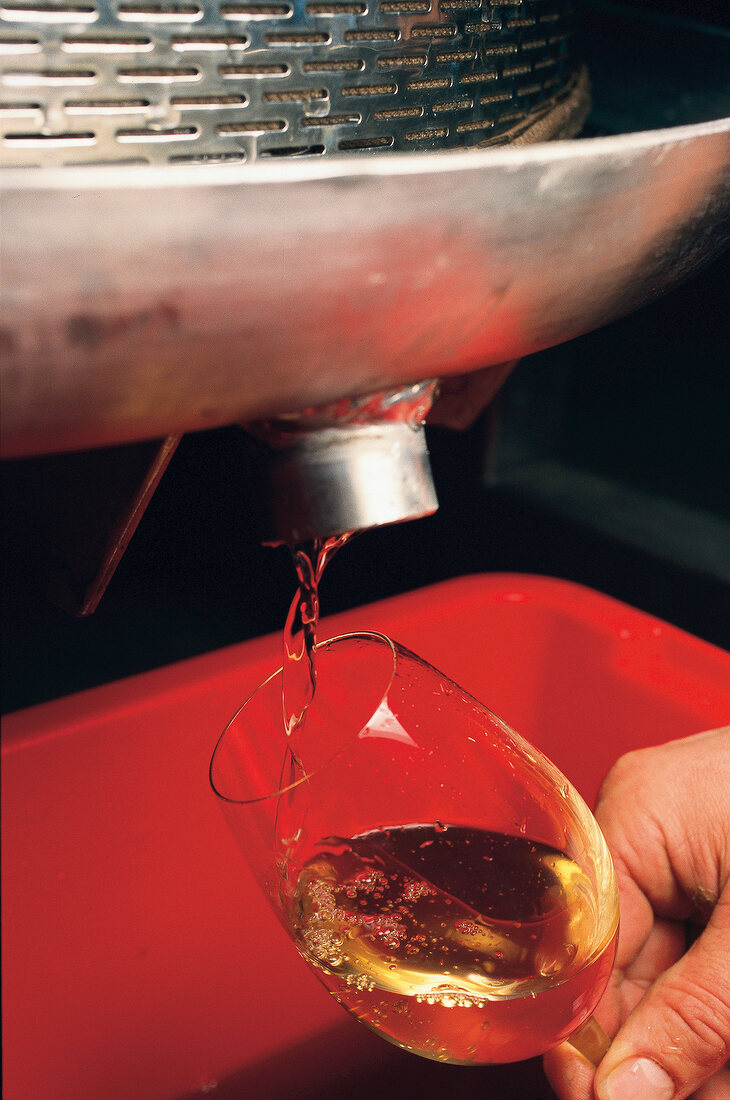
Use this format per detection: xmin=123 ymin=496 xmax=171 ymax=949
xmin=597 ymin=1057 xmax=674 ymax=1100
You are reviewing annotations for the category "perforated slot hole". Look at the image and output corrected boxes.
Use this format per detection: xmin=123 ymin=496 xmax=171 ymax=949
xmin=117 ymin=65 xmax=200 ymax=80
xmin=373 ymin=103 xmax=420 ymax=119
xmin=381 ymin=1 xmax=430 ymax=11
xmin=303 ymin=58 xmax=363 ymax=72
xmin=0 ymin=98 xmax=40 ymax=112
xmin=507 ymin=16 xmax=536 ymax=27
xmin=341 ymin=82 xmax=396 ymax=96
xmin=219 ymin=62 xmax=288 ymax=75
xmin=65 ymin=96 xmax=149 ymax=110
xmin=116 ymin=123 xmax=198 ymax=139
xmin=305 ymin=2 xmax=366 ymax=11
xmin=220 ymin=2 xmax=291 ymax=16
xmin=217 ymin=117 xmax=285 ymax=131
xmin=169 ymin=150 xmax=245 ymax=162
xmin=0 ymin=36 xmax=41 ymax=53
xmin=260 ymin=141 xmax=325 ymax=155
xmin=479 ymin=90 xmax=512 ymax=104
xmin=455 ymin=115 xmax=493 ymax=132
xmin=69 ymin=155 xmax=147 ymax=163
xmin=62 ymin=36 xmax=153 ymax=52
xmin=301 ymin=111 xmax=358 ymax=125
xmin=521 ymin=36 xmax=547 ymax=50
xmin=376 ymin=52 xmax=425 ymax=68
xmin=2 ymin=67 xmax=97 ymax=84
xmin=344 ymin=28 xmax=398 ymax=42
xmin=481 ymin=43 xmax=517 ymax=55
xmin=459 ymin=70 xmax=497 ymax=84
xmin=117 ymin=3 xmax=203 ymax=21
xmin=0 ymin=3 xmax=97 ymax=22
xmin=409 ymin=76 xmax=450 ymax=90
xmin=338 ymin=133 xmax=392 ymax=149
xmin=171 ymin=35 xmax=248 ymax=49
xmin=435 ymin=48 xmax=475 ymax=62
xmin=404 ymin=123 xmax=446 ymax=140
xmin=502 ymin=63 xmax=530 ymax=76
xmin=432 ymin=94 xmax=470 ymax=112
xmin=171 ymin=91 xmax=247 ymax=106
xmin=517 ymin=80 xmax=541 ymax=96
xmin=264 ymin=30 xmax=329 ymax=44
xmin=409 ymin=22 xmax=455 ymax=37
xmin=4 ymin=128 xmax=95 ymax=144
xmin=439 ymin=0 xmax=478 ymax=9
xmin=262 ymin=86 xmax=326 ymax=101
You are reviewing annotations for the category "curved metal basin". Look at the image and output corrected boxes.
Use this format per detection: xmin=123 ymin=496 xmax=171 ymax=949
xmin=2 ymin=3 xmax=729 ymax=458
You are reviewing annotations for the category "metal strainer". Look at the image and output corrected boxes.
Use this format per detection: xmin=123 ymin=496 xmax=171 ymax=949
xmin=0 ymin=0 xmax=585 ymax=166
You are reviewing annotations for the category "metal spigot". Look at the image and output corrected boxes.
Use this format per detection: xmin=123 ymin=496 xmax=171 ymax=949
xmin=245 ymin=381 xmax=438 ymax=545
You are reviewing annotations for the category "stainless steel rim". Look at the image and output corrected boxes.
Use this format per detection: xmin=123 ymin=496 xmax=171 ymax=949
xmin=2 ymin=107 xmax=729 ymax=188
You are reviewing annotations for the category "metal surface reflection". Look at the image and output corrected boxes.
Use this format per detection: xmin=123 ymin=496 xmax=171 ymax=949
xmin=2 ymin=114 xmax=728 ymax=458
xmin=1 ymin=0 xmax=729 ymax=459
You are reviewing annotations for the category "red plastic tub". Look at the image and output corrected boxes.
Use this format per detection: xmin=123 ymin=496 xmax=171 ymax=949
xmin=3 ymin=574 xmax=729 ymax=1100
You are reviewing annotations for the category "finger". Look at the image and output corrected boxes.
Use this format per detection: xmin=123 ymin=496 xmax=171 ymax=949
xmin=594 ymin=891 xmax=730 ymax=1100
xmin=692 ymin=1062 xmax=730 ymax=1098
xmin=543 ymin=1041 xmax=595 ymax=1100
xmin=623 ymin=918 xmax=685 ymax=986
xmin=609 ymin=858 xmax=656 ymax=971
xmin=606 ymin=857 xmax=683 ymax=997
xmin=613 ymin=918 xmax=686 ymax=1027
xmin=594 ymin=731 xmax=730 ymax=926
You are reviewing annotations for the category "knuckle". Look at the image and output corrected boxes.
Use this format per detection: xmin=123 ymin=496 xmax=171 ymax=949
xmin=595 ymin=747 xmax=670 ymax=847
xmin=595 ymin=751 xmax=638 ymax=806
xmin=660 ymin=978 xmax=730 ymax=1073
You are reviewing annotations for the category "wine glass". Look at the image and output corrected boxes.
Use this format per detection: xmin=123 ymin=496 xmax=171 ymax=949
xmin=210 ymin=632 xmax=618 ymax=1067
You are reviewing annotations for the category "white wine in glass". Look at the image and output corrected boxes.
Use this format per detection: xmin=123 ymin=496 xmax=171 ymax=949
xmin=210 ymin=633 xmax=618 ymax=1066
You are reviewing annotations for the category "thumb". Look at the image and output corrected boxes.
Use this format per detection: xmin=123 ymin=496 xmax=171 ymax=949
xmin=595 ymin=889 xmax=730 ymax=1100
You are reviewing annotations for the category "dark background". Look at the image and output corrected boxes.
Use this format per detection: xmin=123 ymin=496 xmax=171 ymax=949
xmin=2 ymin=0 xmax=729 ymax=714
xmin=622 ymin=0 xmax=730 ymax=26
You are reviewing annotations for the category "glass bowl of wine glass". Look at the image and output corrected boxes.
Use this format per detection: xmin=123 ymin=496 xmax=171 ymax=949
xmin=210 ymin=631 xmax=618 ymax=1066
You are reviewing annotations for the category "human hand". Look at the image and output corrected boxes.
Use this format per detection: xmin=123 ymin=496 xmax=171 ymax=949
xmin=544 ymin=727 xmax=730 ymax=1100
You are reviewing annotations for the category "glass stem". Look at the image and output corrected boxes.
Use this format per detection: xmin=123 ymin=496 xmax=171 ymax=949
xmin=567 ymin=1015 xmax=611 ymax=1066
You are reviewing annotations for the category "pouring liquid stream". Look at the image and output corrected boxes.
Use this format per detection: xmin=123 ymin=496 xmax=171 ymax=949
xmin=280 ymin=532 xmax=353 ymax=779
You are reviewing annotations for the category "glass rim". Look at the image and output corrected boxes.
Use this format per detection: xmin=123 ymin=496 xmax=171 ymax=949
xmin=209 ymin=629 xmax=398 ymax=805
